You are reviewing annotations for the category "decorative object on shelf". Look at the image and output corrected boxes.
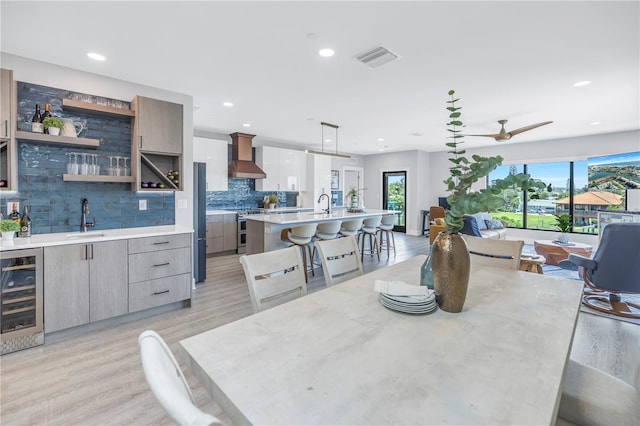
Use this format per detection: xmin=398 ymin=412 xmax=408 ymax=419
xmin=433 ymin=90 xmax=550 ymax=313
xmin=60 ymin=118 xmax=84 ymax=137
xmin=0 ymin=219 xmax=20 ymax=240
xmin=554 ymin=213 xmax=572 ymax=244
xmin=166 ymin=170 xmax=179 ymax=186
xmin=305 ymin=121 xmax=351 ymax=159
xmin=42 ymin=117 xmax=63 ymax=136
xmin=330 ymin=170 xmax=339 ymax=190
xmin=346 ymin=186 xmax=366 ymax=210
xmin=268 ymin=194 xmax=278 ymax=209
xmin=31 ymin=104 xmax=43 ymax=133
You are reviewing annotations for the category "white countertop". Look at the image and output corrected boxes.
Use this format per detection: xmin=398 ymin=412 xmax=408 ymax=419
xmin=206 ymin=210 xmax=236 ymax=216
xmin=244 ymin=209 xmax=395 ymax=225
xmin=0 ymin=225 xmax=193 ymax=250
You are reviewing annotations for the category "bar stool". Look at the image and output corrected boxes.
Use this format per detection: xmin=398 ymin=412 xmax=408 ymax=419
xmin=360 ymin=216 xmax=382 ymax=262
xmin=339 ymin=218 xmax=364 ymax=241
xmin=311 ymin=221 xmax=342 ymax=267
xmin=281 ymin=223 xmax=318 ymax=282
xmin=377 ymin=214 xmax=396 ymax=257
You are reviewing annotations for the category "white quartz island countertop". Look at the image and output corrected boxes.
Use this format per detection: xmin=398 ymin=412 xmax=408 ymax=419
xmin=245 ymin=209 xmax=395 ymax=225
xmin=0 ymin=225 xmax=193 ymax=251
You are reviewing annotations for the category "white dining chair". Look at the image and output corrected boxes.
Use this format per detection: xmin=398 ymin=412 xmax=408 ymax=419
xmin=461 ymin=234 xmax=524 ymax=270
xmin=240 ymin=245 xmax=307 ymax=313
xmin=314 ymin=235 xmax=364 ymax=287
xmin=138 ymin=330 xmax=221 ymax=426
xmin=557 ymin=359 xmax=640 ymax=425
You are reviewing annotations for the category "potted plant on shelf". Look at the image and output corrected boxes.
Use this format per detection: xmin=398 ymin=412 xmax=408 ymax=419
xmin=430 ymin=90 xmax=549 ymax=313
xmin=554 ymin=214 xmax=572 ymax=243
xmin=42 ymin=117 xmax=64 ymax=136
xmin=0 ymin=219 xmax=20 ymax=240
xmin=267 ymin=194 xmax=278 ymax=209
xmin=346 ymin=187 xmax=366 ymax=210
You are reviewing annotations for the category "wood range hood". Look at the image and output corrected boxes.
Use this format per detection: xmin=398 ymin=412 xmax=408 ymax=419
xmin=228 ymin=132 xmax=267 ymax=179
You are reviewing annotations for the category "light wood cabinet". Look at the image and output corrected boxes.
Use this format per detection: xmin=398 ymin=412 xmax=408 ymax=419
xmin=206 ymin=214 xmax=237 ymax=254
xmin=128 ymin=233 xmax=192 ymax=313
xmin=256 ymin=146 xmax=306 ymax=192
xmin=1 ymin=68 xmax=16 ymax=191
xmin=132 ymin=96 xmax=183 ymax=154
xmin=194 ymin=137 xmax=228 ymax=191
xmin=44 ymin=240 xmax=128 ymax=333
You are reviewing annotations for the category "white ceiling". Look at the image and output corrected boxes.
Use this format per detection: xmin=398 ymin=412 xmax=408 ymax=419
xmin=1 ymin=1 xmax=639 ymax=155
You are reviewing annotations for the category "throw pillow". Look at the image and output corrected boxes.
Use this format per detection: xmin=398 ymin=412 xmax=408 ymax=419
xmin=485 ymin=219 xmax=504 ymax=230
xmin=472 ymin=212 xmax=488 ymax=230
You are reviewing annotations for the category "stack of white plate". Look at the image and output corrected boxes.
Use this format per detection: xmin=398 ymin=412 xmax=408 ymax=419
xmin=379 ymin=291 xmax=437 ymax=314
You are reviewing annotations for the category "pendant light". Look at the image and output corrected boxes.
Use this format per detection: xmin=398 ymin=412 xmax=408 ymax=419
xmin=305 ymin=122 xmax=351 ymax=159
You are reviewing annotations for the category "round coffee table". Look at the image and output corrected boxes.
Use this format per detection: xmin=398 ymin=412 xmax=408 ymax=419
xmin=533 ymin=240 xmax=593 ymax=266
xmin=519 ymin=254 xmax=546 ymax=274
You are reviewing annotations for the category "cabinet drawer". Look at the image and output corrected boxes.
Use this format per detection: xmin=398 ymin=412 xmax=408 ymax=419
xmin=128 ymin=233 xmax=191 ymax=254
xmin=129 ymin=273 xmax=191 ymax=313
xmin=129 ymin=247 xmax=191 ymax=283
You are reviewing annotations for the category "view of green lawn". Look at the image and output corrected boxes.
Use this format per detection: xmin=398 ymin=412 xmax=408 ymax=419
xmin=491 ymin=212 xmax=597 ymax=234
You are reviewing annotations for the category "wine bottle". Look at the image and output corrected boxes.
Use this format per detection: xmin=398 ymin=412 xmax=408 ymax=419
xmin=19 ymin=206 xmax=31 ymax=238
xmin=31 ymin=104 xmax=43 ymax=133
xmin=41 ymin=103 xmax=51 ymax=133
xmin=9 ymin=203 xmax=20 ymax=227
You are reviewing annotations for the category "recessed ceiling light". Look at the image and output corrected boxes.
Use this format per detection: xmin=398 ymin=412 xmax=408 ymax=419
xmin=318 ymin=48 xmax=335 ymax=57
xmin=324 ymin=138 xmax=332 ymax=143
xmin=573 ymin=80 xmax=591 ymax=87
xmin=590 ymin=121 xmax=601 ymax=126
xmin=378 ymin=148 xmax=385 ymax=152
xmin=223 ymin=102 xmax=234 ymax=107
xmin=377 ymin=138 xmax=385 ymax=142
xmin=242 ymin=123 xmax=251 ymax=127
xmin=87 ymin=52 xmax=106 ymax=61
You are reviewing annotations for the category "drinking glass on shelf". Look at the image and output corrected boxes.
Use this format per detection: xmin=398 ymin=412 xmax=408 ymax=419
xmin=114 ymin=156 xmax=122 ymax=176
xmin=105 ymin=156 xmax=114 ymax=176
xmin=123 ymin=157 xmax=130 ymax=176
xmin=79 ymin=153 xmax=89 ymax=175
xmin=66 ymin=152 xmax=78 ymax=175
xmin=91 ymin=154 xmax=99 ymax=175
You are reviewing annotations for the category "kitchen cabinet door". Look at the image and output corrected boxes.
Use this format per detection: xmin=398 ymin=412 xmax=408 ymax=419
xmin=0 ymin=69 xmax=13 ymax=141
xmin=194 ymin=137 xmax=228 ymax=191
xmin=89 ymin=240 xmax=128 ymax=322
xmin=133 ymin=96 xmax=183 ymax=154
xmin=223 ymin=214 xmax=238 ymax=251
xmin=256 ymin=146 xmax=306 ymax=192
xmin=44 ymin=244 xmax=90 ymax=333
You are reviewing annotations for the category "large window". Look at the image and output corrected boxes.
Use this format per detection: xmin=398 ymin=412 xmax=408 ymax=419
xmin=487 ymin=160 xmax=626 ymax=235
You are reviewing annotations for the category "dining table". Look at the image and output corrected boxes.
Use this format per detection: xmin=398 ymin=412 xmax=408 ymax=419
xmin=178 ymin=255 xmax=584 ymax=425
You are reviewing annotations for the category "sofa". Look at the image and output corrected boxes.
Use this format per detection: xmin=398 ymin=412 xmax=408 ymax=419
xmin=461 ymin=212 xmax=507 ymax=240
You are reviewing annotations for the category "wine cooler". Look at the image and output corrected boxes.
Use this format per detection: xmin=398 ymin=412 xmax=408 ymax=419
xmin=1 ymin=248 xmax=44 ymax=354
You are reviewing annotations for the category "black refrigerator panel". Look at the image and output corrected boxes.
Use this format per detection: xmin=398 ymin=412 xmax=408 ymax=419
xmin=193 ymin=162 xmax=207 ymax=283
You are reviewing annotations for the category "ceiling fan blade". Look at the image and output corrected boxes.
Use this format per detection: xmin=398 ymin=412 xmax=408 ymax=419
xmin=508 ymin=121 xmax=553 ymax=136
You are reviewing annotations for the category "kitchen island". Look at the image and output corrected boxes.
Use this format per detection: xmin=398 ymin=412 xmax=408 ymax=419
xmin=245 ymin=209 xmax=395 ymax=254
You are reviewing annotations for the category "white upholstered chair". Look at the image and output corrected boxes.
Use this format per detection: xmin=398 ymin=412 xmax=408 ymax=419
xmin=339 ymin=218 xmax=364 ymax=239
xmin=138 ymin=330 xmax=221 ymax=426
xmin=280 ymin=223 xmax=318 ymax=282
xmin=557 ymin=359 xmax=640 ymax=425
xmin=461 ymin=234 xmax=524 ymax=270
xmin=240 ymin=245 xmax=307 ymax=313
xmin=312 ymin=221 xmax=343 ymax=266
xmin=377 ymin=214 xmax=396 ymax=257
xmin=314 ymin=235 xmax=364 ymax=287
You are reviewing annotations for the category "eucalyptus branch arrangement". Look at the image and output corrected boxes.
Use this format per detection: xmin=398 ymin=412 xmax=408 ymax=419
xmin=443 ymin=90 xmax=550 ymax=233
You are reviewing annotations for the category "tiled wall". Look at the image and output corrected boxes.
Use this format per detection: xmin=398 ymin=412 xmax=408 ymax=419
xmin=206 ymin=178 xmax=297 ymax=210
xmin=4 ymin=82 xmax=174 ymax=234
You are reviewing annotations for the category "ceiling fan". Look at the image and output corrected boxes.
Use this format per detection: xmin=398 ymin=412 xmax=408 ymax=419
xmin=467 ymin=119 xmax=553 ymax=142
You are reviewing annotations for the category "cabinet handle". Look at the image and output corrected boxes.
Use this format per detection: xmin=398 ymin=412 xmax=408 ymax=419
xmin=84 ymin=245 xmax=89 ymax=260
xmin=4 ymin=120 xmax=7 ymax=137
xmin=90 ymin=244 xmax=94 ymax=260
xmin=153 ymin=241 xmax=170 ymax=245
xmin=153 ymin=262 xmax=170 ymax=267
xmin=139 ymin=136 xmax=143 ymax=149
xmin=153 ymin=290 xmax=170 ymax=295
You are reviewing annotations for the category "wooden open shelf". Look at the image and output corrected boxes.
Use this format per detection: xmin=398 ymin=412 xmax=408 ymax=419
xmin=16 ymin=131 xmax=99 ymax=148
xmin=62 ymin=98 xmax=135 ymax=118
xmin=139 ymin=153 xmax=179 ymax=190
xmin=62 ymin=174 xmax=135 ymax=183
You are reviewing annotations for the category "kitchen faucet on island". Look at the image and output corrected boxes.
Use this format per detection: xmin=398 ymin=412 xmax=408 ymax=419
xmin=81 ymin=198 xmax=96 ymax=232
xmin=318 ymin=193 xmax=331 ymax=214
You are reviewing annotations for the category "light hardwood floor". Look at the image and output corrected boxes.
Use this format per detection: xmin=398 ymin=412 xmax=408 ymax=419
xmin=0 ymin=233 xmax=638 ymax=425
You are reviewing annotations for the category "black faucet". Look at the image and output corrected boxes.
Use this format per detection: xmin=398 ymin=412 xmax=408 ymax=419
xmin=81 ymin=198 xmax=96 ymax=232
xmin=317 ymin=193 xmax=331 ymax=214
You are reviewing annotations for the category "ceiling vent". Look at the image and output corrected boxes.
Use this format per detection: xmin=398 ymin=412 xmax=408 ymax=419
xmin=354 ymin=46 xmax=399 ymax=69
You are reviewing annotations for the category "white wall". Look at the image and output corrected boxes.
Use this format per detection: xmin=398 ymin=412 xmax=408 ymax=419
xmin=363 ymin=150 xmax=431 ymax=235
xmin=427 ymin=130 xmax=640 ymax=244
xmin=2 ymin=53 xmax=195 ymax=229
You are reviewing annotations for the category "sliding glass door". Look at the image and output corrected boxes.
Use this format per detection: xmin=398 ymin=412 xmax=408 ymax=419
xmin=382 ymin=171 xmax=406 ymax=233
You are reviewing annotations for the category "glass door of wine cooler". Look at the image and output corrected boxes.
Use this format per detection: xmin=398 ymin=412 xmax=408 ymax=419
xmin=1 ymin=247 xmax=43 ymax=354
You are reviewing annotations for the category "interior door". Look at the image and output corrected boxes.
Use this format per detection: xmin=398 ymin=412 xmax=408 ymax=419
xmin=383 ymin=171 xmax=406 ymax=233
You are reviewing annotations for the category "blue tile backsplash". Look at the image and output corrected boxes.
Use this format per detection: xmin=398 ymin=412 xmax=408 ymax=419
xmin=3 ymin=82 xmax=174 ymax=234
xmin=207 ymin=178 xmax=297 ymax=210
